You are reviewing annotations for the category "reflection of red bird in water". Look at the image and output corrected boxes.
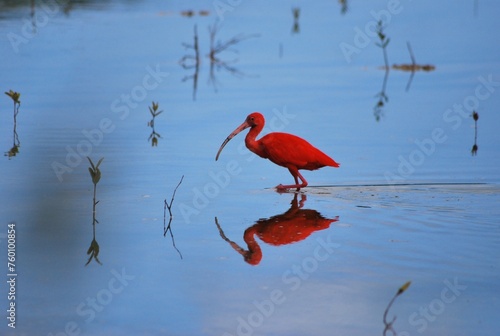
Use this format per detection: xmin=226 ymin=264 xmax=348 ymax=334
xmin=215 ymin=193 xmax=339 ymax=265
xmin=215 ymin=112 xmax=340 ymax=191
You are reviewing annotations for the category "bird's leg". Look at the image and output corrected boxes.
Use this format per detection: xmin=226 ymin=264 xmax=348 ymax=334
xmin=276 ymin=166 xmax=308 ymax=191
xmin=298 ymin=193 xmax=307 ymax=208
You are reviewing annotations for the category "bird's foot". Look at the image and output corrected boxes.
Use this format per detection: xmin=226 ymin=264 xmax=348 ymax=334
xmin=275 ymin=184 xmax=289 ymax=193
xmin=275 ymin=184 xmax=301 ymax=193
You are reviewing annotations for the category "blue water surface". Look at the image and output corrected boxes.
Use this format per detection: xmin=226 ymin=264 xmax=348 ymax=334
xmin=1 ymin=0 xmax=500 ymax=335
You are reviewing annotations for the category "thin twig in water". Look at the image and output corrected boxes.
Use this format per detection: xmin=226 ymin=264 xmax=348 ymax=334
xmin=405 ymin=41 xmax=416 ymax=92
xmin=164 ymin=175 xmax=184 ymax=259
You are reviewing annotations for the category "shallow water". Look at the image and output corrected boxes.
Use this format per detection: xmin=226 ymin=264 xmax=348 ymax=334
xmin=1 ymin=0 xmax=500 ymax=335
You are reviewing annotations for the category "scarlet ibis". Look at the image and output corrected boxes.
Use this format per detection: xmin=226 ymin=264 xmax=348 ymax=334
xmin=215 ymin=112 xmax=340 ymax=190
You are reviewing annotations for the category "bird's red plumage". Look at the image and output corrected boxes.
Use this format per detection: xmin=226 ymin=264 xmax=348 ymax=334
xmin=258 ymin=132 xmax=340 ymax=170
xmin=216 ymin=112 xmax=339 ymax=190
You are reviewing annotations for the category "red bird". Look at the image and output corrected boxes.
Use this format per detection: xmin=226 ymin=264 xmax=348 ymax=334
xmin=215 ymin=112 xmax=340 ymax=190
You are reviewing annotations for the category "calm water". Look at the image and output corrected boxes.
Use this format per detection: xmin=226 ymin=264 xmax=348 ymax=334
xmin=1 ymin=0 xmax=500 ymax=335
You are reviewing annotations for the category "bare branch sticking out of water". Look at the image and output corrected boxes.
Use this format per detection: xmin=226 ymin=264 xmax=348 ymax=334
xmin=164 ymin=175 xmax=185 ymax=259
xmin=383 ymin=281 xmax=411 ymax=336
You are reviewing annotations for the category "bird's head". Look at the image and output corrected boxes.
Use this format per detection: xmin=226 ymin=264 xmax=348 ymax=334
xmin=245 ymin=112 xmax=264 ymax=127
xmin=215 ymin=112 xmax=264 ymax=161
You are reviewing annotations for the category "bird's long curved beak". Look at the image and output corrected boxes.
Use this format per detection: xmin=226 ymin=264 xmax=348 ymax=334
xmin=215 ymin=121 xmax=250 ymax=161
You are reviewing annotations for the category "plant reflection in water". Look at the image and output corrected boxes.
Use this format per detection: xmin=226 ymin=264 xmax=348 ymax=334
xmin=4 ymin=90 xmax=21 ymax=159
xmin=179 ymin=25 xmax=200 ymax=101
xmin=86 ymin=157 xmax=104 ymax=266
xmin=147 ymin=101 xmax=163 ymax=147
xmin=179 ymin=23 xmax=259 ymax=100
xmin=373 ymin=22 xmax=435 ymax=121
xmin=215 ymin=193 xmax=339 ymax=265
xmin=393 ymin=42 xmax=435 ymax=92
xmin=163 ymin=176 xmax=184 ymax=259
xmin=207 ymin=22 xmax=259 ymax=93
xmin=374 ymin=21 xmax=390 ymax=122
xmin=291 ymin=8 xmax=300 ymax=34
xmin=338 ymin=0 xmax=348 ymax=15
xmin=471 ymin=111 xmax=479 ymax=156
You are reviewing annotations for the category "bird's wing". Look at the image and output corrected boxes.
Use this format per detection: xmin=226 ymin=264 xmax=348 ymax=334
xmin=259 ymin=133 xmax=337 ymax=169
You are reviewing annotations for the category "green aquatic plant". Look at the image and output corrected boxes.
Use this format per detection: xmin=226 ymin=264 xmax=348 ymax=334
xmin=86 ymin=157 xmax=104 ymax=266
xmin=88 ymin=156 xmax=103 ymax=225
xmin=5 ymin=89 xmax=21 ymax=107
xmin=86 ymin=238 xmax=101 ymax=266
xmin=148 ymin=101 xmax=162 ymax=119
xmin=88 ymin=156 xmax=103 ymax=187
xmin=148 ymin=101 xmax=163 ymax=147
xmin=383 ymin=281 xmax=411 ymax=336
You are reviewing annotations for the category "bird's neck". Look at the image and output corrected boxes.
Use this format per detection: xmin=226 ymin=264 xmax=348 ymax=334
xmin=245 ymin=124 xmax=266 ymax=157
xmin=243 ymin=227 xmax=262 ymax=265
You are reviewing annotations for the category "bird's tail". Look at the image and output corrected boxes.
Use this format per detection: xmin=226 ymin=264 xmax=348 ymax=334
xmin=330 ymin=160 xmax=340 ymax=168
